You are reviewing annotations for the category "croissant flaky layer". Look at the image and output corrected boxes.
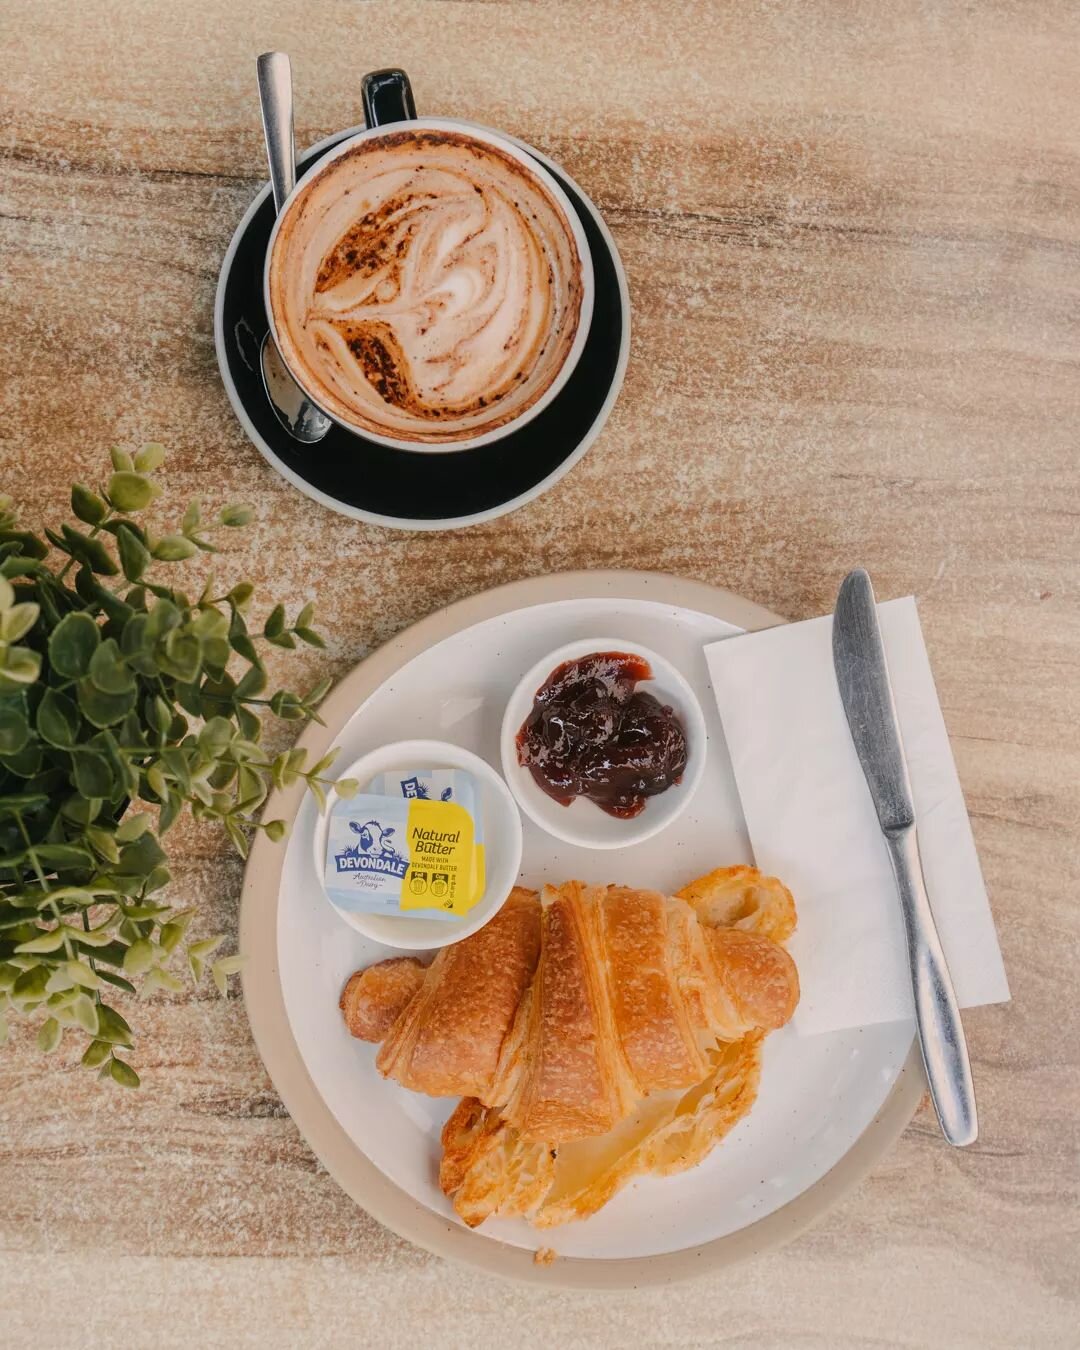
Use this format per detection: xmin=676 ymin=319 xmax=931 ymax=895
xmin=342 ymin=867 xmax=799 ymax=1228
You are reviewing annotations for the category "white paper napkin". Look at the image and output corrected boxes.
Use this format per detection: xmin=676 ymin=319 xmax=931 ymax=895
xmin=705 ymin=597 xmax=1010 ymax=1036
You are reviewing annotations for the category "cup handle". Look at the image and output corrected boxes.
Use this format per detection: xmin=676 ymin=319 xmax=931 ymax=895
xmin=362 ymin=69 xmax=417 ymax=128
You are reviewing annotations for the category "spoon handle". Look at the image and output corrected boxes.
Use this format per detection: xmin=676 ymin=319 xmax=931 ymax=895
xmin=257 ymin=51 xmax=295 ymax=215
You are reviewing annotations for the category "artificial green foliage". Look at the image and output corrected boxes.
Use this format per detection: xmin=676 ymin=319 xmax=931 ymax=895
xmin=0 ymin=447 xmax=356 ymax=1083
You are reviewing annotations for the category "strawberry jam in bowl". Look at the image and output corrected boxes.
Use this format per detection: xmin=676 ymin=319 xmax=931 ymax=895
xmin=515 ymin=651 xmax=688 ymax=818
xmin=500 ymin=638 xmax=707 ymax=849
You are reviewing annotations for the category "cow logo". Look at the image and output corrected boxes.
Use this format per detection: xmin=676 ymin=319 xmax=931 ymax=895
xmin=334 ymin=819 xmax=408 ymax=879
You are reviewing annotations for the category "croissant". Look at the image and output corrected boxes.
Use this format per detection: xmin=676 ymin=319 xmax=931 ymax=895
xmin=343 ymin=876 xmax=796 ymax=1142
xmin=344 ymin=868 xmax=798 ymax=1215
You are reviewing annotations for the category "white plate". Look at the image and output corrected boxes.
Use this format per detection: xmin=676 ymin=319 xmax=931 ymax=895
xmin=500 ymin=637 xmax=708 ymax=848
xmin=240 ymin=571 xmax=920 ymax=1286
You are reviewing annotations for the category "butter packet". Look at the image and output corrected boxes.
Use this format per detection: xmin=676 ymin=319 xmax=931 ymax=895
xmin=323 ymin=769 xmax=485 ymax=921
xmin=368 ymin=767 xmax=485 ymax=903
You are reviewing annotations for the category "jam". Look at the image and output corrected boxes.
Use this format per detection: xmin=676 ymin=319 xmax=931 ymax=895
xmin=515 ymin=652 xmax=688 ymax=819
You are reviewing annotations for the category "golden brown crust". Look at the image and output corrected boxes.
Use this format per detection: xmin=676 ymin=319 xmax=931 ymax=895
xmin=339 ymin=958 xmax=426 ymax=1042
xmin=505 ymin=883 xmax=639 ymax=1142
xmin=375 ymin=887 xmax=541 ymax=1099
xmin=704 ymin=928 xmax=800 ymax=1032
xmin=440 ymin=1096 xmax=555 ymax=1227
xmin=677 ymin=865 xmax=797 ymax=944
xmin=602 ymin=887 xmax=709 ymax=1093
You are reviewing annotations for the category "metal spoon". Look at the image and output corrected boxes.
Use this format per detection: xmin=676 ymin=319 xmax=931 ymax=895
xmin=256 ymin=52 xmax=331 ymax=444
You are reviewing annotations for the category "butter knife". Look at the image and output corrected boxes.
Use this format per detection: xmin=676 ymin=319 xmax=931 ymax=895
xmin=832 ymin=569 xmax=978 ymax=1146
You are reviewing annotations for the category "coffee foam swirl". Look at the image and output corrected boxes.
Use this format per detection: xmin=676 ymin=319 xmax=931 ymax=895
xmin=268 ymin=129 xmax=585 ymax=443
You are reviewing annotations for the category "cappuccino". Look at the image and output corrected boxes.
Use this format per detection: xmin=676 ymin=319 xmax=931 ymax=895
xmin=267 ymin=127 xmax=587 ymax=445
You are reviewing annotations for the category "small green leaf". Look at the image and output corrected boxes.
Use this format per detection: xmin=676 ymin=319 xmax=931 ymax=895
xmin=70 ymin=934 xmax=115 ymax=957
xmin=81 ymin=1038 xmax=111 ymax=1067
xmin=152 ymin=535 xmax=198 ymax=562
xmin=0 ymin=576 xmax=13 ymax=609
xmin=295 ymin=627 xmax=326 ymax=649
xmin=96 ymin=969 xmax=136 ymax=995
xmin=72 ymin=994 xmax=100 ymax=1035
xmin=143 ymin=966 xmax=183 ymax=995
xmin=12 ymin=965 xmax=51 ymax=1006
xmin=66 ymin=959 xmax=102 ymax=990
xmin=224 ymin=816 xmax=249 ymax=858
xmin=188 ymin=936 xmax=224 ymax=963
xmin=0 ymin=644 xmax=42 ymax=692
xmin=198 ymin=716 xmax=233 ymax=757
xmin=109 ymin=1057 xmax=140 ymax=1088
xmin=71 ymin=484 xmax=108 ymax=525
xmin=220 ymin=504 xmax=254 ymax=527
xmin=37 ymin=1017 xmax=62 ymax=1052
xmin=263 ymin=818 xmax=287 ymax=843
xmin=72 ymin=748 xmax=115 ymax=799
xmin=227 ymin=581 xmax=253 ymax=611
xmin=110 ymin=447 xmax=135 ymax=472
xmin=304 ymin=676 xmax=332 ymax=707
xmin=0 ymin=697 xmax=30 ymax=754
xmin=36 ymin=688 xmax=81 ymax=748
xmin=212 ymin=954 xmax=245 ymax=995
xmin=46 ymin=964 xmax=76 ymax=993
xmin=0 ymin=738 xmax=44 ymax=776
xmin=1 ymin=601 xmax=40 ymax=643
xmin=84 ymin=825 xmax=121 ymax=864
xmin=181 ymin=500 xmax=201 ymax=534
xmin=15 ymin=928 xmax=66 ymax=954
xmin=235 ymin=663 xmax=267 ymax=700
xmin=49 ymin=611 xmax=101 ymax=678
xmin=116 ymin=811 xmax=151 ymax=843
xmin=122 ymin=939 xmax=155 ymax=975
xmin=95 ymin=1004 xmax=134 ymax=1046
xmin=116 ymin=522 xmax=151 ymax=582
xmin=34 ymin=842 xmax=94 ymax=872
xmin=269 ymin=690 xmax=304 ymax=720
xmin=76 ymin=677 xmax=136 ymax=729
xmin=107 ymin=471 xmax=157 ymax=513
xmin=60 ymin=795 xmax=102 ymax=828
xmin=117 ymin=831 xmax=167 ymax=876
xmin=157 ymin=630 xmax=201 ymax=683
xmin=335 ymin=777 xmax=360 ymax=800
xmin=61 ymin=524 xmax=119 ymax=576
xmin=133 ymin=443 xmax=166 ymax=473
xmin=88 ymin=637 xmax=136 ymax=694
xmin=263 ymin=605 xmax=286 ymax=639
xmin=159 ymin=919 xmax=189 ymax=954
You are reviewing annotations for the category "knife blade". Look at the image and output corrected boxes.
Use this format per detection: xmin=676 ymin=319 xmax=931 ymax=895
xmin=832 ymin=569 xmax=978 ymax=1146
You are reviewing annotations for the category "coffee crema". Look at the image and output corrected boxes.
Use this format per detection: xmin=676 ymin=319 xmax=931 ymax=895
xmin=267 ymin=129 xmax=586 ymax=444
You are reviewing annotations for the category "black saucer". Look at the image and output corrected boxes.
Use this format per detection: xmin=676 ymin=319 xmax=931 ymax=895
xmin=214 ymin=128 xmax=629 ymax=530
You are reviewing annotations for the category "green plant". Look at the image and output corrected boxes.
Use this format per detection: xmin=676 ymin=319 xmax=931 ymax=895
xmin=0 ymin=446 xmax=355 ymax=1084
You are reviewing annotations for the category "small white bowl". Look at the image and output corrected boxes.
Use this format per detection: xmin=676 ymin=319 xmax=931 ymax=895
xmin=312 ymin=739 xmax=523 ymax=950
xmin=500 ymin=638 xmax=707 ymax=849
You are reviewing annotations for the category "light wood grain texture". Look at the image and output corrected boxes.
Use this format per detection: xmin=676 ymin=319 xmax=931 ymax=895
xmin=1 ymin=0 xmax=1078 ymax=1345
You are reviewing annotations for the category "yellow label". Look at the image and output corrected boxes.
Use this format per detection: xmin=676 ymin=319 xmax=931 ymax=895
xmin=399 ymin=799 xmax=483 ymax=916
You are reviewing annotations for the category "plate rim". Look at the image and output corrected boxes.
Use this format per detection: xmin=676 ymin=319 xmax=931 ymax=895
xmin=213 ymin=122 xmax=632 ymax=532
xmin=239 ymin=569 xmax=922 ymax=1288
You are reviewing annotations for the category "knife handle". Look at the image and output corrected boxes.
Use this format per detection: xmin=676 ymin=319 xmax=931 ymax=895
xmin=886 ymin=828 xmax=979 ymax=1146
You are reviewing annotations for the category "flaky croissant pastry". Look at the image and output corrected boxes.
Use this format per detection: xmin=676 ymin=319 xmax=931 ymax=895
xmin=341 ymin=867 xmax=798 ymax=1227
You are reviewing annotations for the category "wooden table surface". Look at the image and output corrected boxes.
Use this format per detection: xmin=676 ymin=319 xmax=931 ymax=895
xmin=2 ymin=1 xmax=1078 ymax=1345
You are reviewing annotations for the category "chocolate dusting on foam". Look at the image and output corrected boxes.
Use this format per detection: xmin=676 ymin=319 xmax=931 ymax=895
xmin=315 ymin=199 xmax=420 ymax=294
xmin=277 ymin=126 xmax=585 ymax=437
